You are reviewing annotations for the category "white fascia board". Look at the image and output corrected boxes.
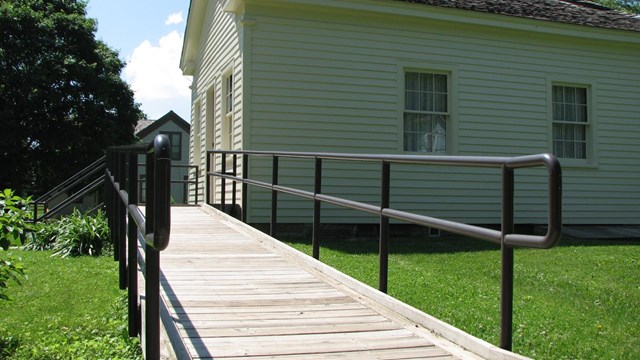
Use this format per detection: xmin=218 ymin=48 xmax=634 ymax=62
xmin=243 ymin=0 xmax=640 ymax=45
xmin=180 ymin=0 xmax=208 ymax=75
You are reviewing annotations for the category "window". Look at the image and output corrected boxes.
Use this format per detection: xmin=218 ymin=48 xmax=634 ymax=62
xmin=221 ymin=73 xmax=233 ymax=149
xmin=404 ymin=71 xmax=448 ymax=153
xmin=160 ymin=131 xmax=182 ymax=161
xmin=552 ymin=85 xmax=588 ymax=159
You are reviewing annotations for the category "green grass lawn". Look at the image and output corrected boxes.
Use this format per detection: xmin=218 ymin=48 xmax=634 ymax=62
xmin=284 ymin=235 xmax=640 ymax=360
xmin=0 ymin=249 xmax=141 ymax=359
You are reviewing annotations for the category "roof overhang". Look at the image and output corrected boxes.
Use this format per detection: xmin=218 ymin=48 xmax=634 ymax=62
xmin=180 ymin=0 xmax=640 ymax=76
xmin=180 ymin=0 xmax=207 ymax=75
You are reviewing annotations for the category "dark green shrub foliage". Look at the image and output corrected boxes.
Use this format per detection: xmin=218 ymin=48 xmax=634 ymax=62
xmin=30 ymin=209 xmax=111 ymax=257
xmin=0 ymin=189 xmax=30 ymax=301
xmin=0 ymin=189 xmax=34 ymax=250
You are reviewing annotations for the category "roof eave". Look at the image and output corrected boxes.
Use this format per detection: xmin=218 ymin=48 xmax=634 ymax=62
xmin=180 ymin=0 xmax=208 ymax=76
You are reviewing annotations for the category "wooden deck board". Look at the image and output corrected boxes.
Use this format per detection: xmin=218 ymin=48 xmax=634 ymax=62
xmin=158 ymin=207 xmax=496 ymax=360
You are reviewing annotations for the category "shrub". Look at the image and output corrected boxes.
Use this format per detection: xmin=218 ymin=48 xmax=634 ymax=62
xmin=0 ymin=189 xmax=34 ymax=250
xmin=0 ymin=189 xmax=31 ymax=302
xmin=28 ymin=209 xmax=111 ymax=258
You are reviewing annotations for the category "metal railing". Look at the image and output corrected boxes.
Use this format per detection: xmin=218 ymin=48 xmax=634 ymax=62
xmin=137 ymin=163 xmax=200 ymax=204
xmin=32 ymin=156 xmax=106 ymax=222
xmin=105 ymin=134 xmax=172 ymax=359
xmin=206 ymin=150 xmax=562 ymax=351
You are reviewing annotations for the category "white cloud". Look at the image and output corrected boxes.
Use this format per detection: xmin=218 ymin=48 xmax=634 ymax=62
xmin=165 ymin=12 xmax=183 ymax=25
xmin=124 ymin=30 xmax=191 ymax=120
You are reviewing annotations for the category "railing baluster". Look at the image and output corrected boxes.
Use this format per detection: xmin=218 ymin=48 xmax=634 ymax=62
xmin=270 ymin=156 xmax=279 ymax=237
xmin=242 ymin=154 xmax=249 ymax=222
xmin=127 ymin=152 xmax=139 ymax=337
xmin=221 ymin=154 xmax=226 ymax=210
xmin=118 ymin=151 xmax=128 ymax=290
xmin=500 ymin=165 xmax=515 ymax=351
xmin=379 ymin=161 xmax=391 ymax=294
xmin=312 ymin=157 xmax=322 ymax=260
xmin=232 ymin=154 xmax=237 ymax=207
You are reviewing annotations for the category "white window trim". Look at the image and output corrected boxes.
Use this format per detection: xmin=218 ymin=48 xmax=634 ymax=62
xmin=400 ymin=66 xmax=454 ymax=154
xmin=221 ymin=68 xmax=234 ymax=150
xmin=547 ymin=78 xmax=598 ymax=167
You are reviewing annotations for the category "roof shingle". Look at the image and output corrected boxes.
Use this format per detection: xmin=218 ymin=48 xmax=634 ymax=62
xmin=395 ymin=0 xmax=640 ymax=32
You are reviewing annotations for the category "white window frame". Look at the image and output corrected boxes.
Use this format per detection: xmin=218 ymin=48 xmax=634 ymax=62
xmin=221 ymin=70 xmax=234 ymax=150
xmin=402 ymin=69 xmax=451 ymax=154
xmin=549 ymin=81 xmax=595 ymax=164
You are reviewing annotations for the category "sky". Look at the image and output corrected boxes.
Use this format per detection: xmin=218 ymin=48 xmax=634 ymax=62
xmin=86 ymin=0 xmax=192 ymax=121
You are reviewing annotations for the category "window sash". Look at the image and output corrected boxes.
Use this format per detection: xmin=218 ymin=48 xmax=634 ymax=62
xmin=552 ymin=85 xmax=588 ymax=160
xmin=404 ymin=71 xmax=448 ymax=153
xmin=224 ymin=75 xmax=233 ymax=116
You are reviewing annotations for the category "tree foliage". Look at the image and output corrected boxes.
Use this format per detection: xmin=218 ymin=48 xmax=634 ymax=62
xmin=592 ymin=0 xmax=640 ymax=14
xmin=0 ymin=0 xmax=143 ymax=195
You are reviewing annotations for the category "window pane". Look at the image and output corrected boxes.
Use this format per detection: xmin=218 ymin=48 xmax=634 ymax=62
xmin=576 ymin=104 xmax=587 ymax=123
xmin=564 ymin=103 xmax=576 ymax=122
xmin=552 ymin=86 xmax=563 ymax=103
xmin=405 ymin=72 xmax=419 ymax=91
xmin=576 ymin=87 xmax=587 ymax=105
xmin=435 ymin=93 xmax=447 ymax=113
xmin=576 ymin=141 xmax=586 ymax=159
xmin=552 ymin=85 xmax=588 ymax=159
xmin=553 ymin=103 xmax=563 ymax=121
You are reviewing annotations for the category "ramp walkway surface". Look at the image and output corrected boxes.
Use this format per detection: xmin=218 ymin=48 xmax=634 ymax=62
xmin=157 ymin=206 xmax=526 ymax=360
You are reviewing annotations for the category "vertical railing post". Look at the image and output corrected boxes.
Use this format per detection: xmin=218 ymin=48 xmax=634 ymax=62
xmin=127 ymin=152 xmax=139 ymax=337
xmin=241 ymin=154 xmax=249 ymax=222
xmin=195 ymin=166 xmax=199 ymax=205
xmin=221 ymin=154 xmax=226 ymax=210
xmin=312 ymin=157 xmax=322 ymax=260
xmin=232 ymin=154 xmax=237 ymax=207
xmin=379 ymin=161 xmax=391 ymax=294
xmin=270 ymin=156 xmax=279 ymax=237
xmin=105 ymin=152 xmax=112 ymax=242
xmin=500 ymin=165 xmax=515 ymax=351
xmin=205 ymin=152 xmax=211 ymax=205
xmin=118 ymin=152 xmax=127 ymax=290
xmin=145 ymin=246 xmax=160 ymax=359
xmin=112 ymin=152 xmax=120 ymax=262
xmin=144 ymin=145 xmax=159 ymax=360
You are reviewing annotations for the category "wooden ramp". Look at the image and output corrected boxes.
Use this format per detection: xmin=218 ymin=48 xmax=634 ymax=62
xmin=158 ymin=206 xmax=525 ymax=360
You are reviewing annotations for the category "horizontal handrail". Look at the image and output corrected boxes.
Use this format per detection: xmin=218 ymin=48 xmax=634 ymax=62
xmin=208 ymin=150 xmax=562 ymax=249
xmin=39 ymin=176 xmax=105 ymax=221
xmin=34 ymin=156 xmax=106 ymax=203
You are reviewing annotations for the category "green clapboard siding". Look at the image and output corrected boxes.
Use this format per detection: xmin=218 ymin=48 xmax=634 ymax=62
xmin=189 ymin=1 xmax=640 ymax=225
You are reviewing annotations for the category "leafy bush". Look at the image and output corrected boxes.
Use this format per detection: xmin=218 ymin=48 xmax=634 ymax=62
xmin=0 ymin=189 xmax=31 ymax=302
xmin=0 ymin=189 xmax=34 ymax=250
xmin=28 ymin=209 xmax=111 ymax=258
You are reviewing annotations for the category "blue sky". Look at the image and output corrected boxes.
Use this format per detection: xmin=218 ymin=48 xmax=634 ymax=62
xmin=86 ymin=0 xmax=191 ymax=121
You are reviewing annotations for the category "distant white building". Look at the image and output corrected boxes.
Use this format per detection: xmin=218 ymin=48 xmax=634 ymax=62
xmin=136 ymin=111 xmax=192 ymax=204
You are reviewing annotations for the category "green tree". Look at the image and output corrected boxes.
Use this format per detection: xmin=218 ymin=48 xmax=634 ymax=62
xmin=0 ymin=0 xmax=143 ymax=195
xmin=593 ymin=0 xmax=640 ymax=14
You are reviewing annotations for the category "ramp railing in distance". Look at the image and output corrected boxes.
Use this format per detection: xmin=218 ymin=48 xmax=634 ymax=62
xmin=32 ymin=156 xmax=105 ymax=222
xmin=206 ymin=150 xmax=562 ymax=352
xmin=105 ymin=134 xmax=171 ymax=360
